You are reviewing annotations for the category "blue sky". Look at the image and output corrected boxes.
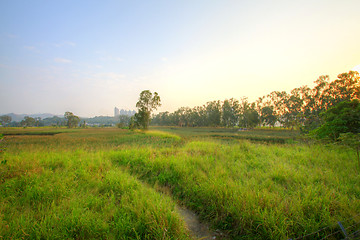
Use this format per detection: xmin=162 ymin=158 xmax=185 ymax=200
xmin=1 ymin=0 xmax=360 ymax=117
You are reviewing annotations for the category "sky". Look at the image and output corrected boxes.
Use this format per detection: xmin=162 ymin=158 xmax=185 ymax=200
xmin=1 ymin=0 xmax=360 ymax=117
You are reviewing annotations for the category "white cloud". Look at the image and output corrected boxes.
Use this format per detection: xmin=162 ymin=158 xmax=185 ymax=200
xmin=54 ymin=58 xmax=72 ymax=63
xmin=352 ymin=64 xmax=360 ymax=73
xmin=161 ymin=57 xmax=168 ymax=62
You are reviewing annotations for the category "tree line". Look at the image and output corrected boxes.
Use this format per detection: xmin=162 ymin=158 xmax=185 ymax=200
xmin=151 ymin=71 xmax=359 ymax=132
xmin=0 ymin=113 xmax=134 ymax=128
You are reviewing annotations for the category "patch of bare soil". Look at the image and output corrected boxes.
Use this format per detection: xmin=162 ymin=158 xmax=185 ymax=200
xmin=177 ymin=206 xmax=226 ymax=240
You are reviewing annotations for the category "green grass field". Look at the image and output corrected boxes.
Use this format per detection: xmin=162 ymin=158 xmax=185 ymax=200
xmin=0 ymin=127 xmax=359 ymax=239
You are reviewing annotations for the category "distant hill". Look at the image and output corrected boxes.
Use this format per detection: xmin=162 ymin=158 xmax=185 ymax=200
xmin=1 ymin=111 xmax=135 ymax=127
xmin=1 ymin=113 xmax=62 ymax=122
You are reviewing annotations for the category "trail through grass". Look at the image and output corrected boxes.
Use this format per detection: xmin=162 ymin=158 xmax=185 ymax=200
xmin=0 ymin=127 xmax=359 ymax=239
xmin=110 ymin=135 xmax=360 ymax=239
xmin=0 ymin=129 xmax=191 ymax=239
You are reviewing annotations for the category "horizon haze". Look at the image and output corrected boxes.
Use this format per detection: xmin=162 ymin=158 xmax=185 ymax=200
xmin=1 ymin=1 xmax=360 ymax=117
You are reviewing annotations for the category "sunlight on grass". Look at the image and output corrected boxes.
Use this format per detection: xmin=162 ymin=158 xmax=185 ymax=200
xmin=0 ymin=127 xmax=359 ymax=239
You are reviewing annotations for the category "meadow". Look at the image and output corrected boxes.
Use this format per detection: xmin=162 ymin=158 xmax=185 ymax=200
xmin=0 ymin=127 xmax=359 ymax=239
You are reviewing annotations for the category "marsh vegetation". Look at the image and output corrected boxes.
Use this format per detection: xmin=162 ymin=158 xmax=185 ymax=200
xmin=0 ymin=127 xmax=359 ymax=239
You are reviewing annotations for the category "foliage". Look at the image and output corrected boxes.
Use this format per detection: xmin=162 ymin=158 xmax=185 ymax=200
xmin=221 ymin=99 xmax=233 ymax=127
xmin=222 ymin=98 xmax=240 ymax=127
xmin=151 ymin=71 xmax=360 ymax=131
xmin=261 ymin=106 xmax=277 ymax=127
xmin=64 ymin=112 xmax=80 ymax=128
xmin=84 ymin=116 xmax=119 ymax=126
xmin=109 ymin=129 xmax=359 ymax=239
xmin=116 ymin=115 xmax=131 ymax=128
xmin=0 ymin=115 xmax=12 ymax=126
xmin=20 ymin=116 xmax=36 ymax=127
xmin=242 ymin=108 xmax=260 ymax=128
xmin=310 ymin=99 xmax=360 ymax=141
xmin=0 ymin=134 xmax=3 ymax=154
xmin=205 ymin=101 xmax=221 ymax=127
xmin=135 ymin=90 xmax=161 ymax=129
xmin=0 ymin=127 xmax=359 ymax=239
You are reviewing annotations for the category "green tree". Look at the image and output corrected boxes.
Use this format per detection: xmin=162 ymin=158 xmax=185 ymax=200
xmin=35 ymin=117 xmax=42 ymax=127
xmin=244 ymin=108 xmax=260 ymax=128
xmin=310 ymin=99 xmax=360 ymax=141
xmin=238 ymin=98 xmax=259 ymax=128
xmin=135 ymin=90 xmax=161 ymax=129
xmin=220 ymin=99 xmax=240 ymax=128
xmin=117 ymin=115 xmax=131 ymax=128
xmin=303 ymin=71 xmax=359 ymax=133
xmin=0 ymin=115 xmax=12 ymax=126
xmin=261 ymin=106 xmax=277 ymax=127
xmin=205 ymin=101 xmax=221 ymax=127
xmin=222 ymin=100 xmax=232 ymax=127
xmin=64 ymin=112 xmax=80 ymax=128
xmin=21 ymin=116 xmax=36 ymax=127
xmin=128 ymin=116 xmax=138 ymax=130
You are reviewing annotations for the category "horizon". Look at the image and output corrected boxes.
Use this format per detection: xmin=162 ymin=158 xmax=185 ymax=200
xmin=1 ymin=1 xmax=360 ymax=117
xmin=0 ymin=108 xmax=136 ymax=119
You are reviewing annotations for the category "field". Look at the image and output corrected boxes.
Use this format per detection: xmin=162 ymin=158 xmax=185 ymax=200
xmin=0 ymin=127 xmax=359 ymax=239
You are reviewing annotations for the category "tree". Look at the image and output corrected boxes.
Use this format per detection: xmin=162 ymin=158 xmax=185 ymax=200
xmin=302 ymin=72 xmax=360 ymax=133
xmin=244 ymin=108 xmax=260 ymax=128
xmin=34 ymin=117 xmax=42 ymax=127
xmin=238 ymin=98 xmax=259 ymax=128
xmin=21 ymin=116 xmax=36 ymax=127
xmin=222 ymin=100 xmax=233 ymax=127
xmin=135 ymin=90 xmax=161 ymax=129
xmin=328 ymin=71 xmax=360 ymax=105
xmin=310 ymin=100 xmax=360 ymax=172
xmin=205 ymin=101 xmax=221 ymax=127
xmin=261 ymin=106 xmax=277 ymax=127
xmin=64 ymin=112 xmax=80 ymax=128
xmin=117 ymin=115 xmax=131 ymax=128
xmin=0 ymin=115 xmax=12 ymax=127
xmin=310 ymin=99 xmax=360 ymax=141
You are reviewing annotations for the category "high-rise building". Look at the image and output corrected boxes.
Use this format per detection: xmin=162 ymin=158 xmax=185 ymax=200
xmin=114 ymin=107 xmax=120 ymax=117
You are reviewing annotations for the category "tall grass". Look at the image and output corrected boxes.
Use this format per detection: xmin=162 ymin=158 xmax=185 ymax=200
xmin=151 ymin=126 xmax=300 ymax=143
xmin=110 ymin=138 xmax=360 ymax=239
xmin=0 ymin=129 xmax=190 ymax=239
xmin=1 ymin=127 xmax=359 ymax=239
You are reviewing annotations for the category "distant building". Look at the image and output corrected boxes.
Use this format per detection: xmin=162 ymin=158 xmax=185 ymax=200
xmin=114 ymin=107 xmax=136 ymax=117
xmin=114 ymin=107 xmax=120 ymax=117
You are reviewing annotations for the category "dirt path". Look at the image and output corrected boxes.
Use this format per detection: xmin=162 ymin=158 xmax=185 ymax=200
xmin=177 ymin=206 xmax=226 ymax=240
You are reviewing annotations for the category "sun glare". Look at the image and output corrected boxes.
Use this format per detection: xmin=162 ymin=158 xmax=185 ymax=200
xmin=352 ymin=64 xmax=360 ymax=73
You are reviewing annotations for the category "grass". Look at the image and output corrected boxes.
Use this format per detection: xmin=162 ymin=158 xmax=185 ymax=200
xmin=0 ymin=127 xmax=359 ymax=239
xmin=152 ymin=126 xmax=300 ymax=144
xmin=110 ymin=140 xmax=360 ymax=239
xmin=0 ymin=127 xmax=75 ymax=136
xmin=0 ymin=128 xmax=190 ymax=239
